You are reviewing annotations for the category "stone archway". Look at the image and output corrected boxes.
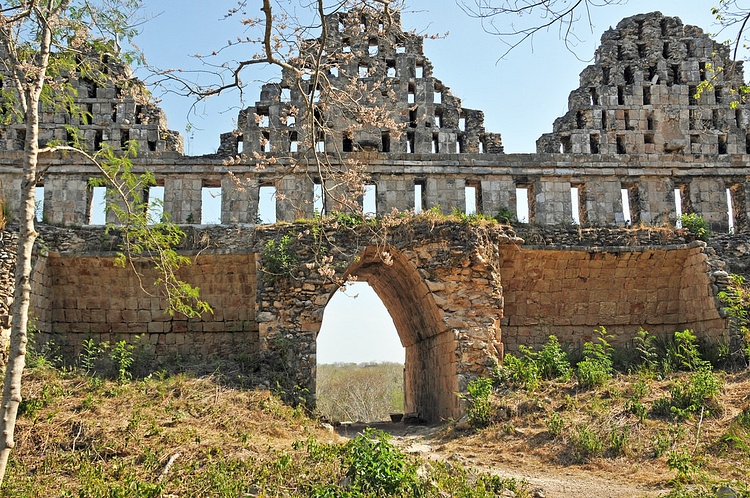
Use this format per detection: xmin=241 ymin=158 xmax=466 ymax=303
xmin=255 ymin=222 xmax=506 ymax=423
xmin=334 ymin=245 xmax=456 ymax=422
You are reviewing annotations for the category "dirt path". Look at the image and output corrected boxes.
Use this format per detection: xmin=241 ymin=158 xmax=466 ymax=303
xmin=337 ymin=422 xmax=667 ymax=498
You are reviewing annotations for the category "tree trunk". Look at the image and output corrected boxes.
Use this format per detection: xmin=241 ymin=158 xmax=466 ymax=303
xmin=0 ymin=99 xmax=40 ymax=485
xmin=0 ymin=27 xmax=50 ymax=486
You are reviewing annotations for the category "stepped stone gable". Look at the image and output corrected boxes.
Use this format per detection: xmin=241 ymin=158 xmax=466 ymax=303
xmin=538 ymin=12 xmax=748 ymax=156
xmin=218 ymin=8 xmax=504 ymax=157
xmin=0 ymin=45 xmax=183 ymax=157
xmin=1 ymin=9 xmax=748 ymax=421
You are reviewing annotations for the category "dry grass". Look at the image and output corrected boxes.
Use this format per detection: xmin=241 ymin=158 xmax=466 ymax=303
xmin=433 ymin=370 xmax=750 ymax=496
xmin=4 ymin=362 xmax=749 ymax=497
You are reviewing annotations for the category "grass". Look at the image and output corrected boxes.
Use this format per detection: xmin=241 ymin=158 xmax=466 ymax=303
xmin=5 ymin=364 xmax=530 ymax=497
xmin=439 ymin=369 xmax=750 ymax=497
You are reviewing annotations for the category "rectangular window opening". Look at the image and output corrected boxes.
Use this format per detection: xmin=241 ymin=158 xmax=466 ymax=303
xmin=616 ymin=135 xmax=626 ymax=154
xmin=256 ymin=109 xmax=270 ymax=128
xmin=313 ymin=180 xmax=325 ymax=216
xmin=258 ymin=184 xmax=277 ymax=224
xmin=516 ymin=186 xmax=530 ymax=224
xmin=415 ymin=61 xmax=424 ymax=78
xmin=88 ymin=185 xmax=107 ymax=225
xmin=560 ymin=136 xmax=572 ymax=153
xmin=281 ymin=88 xmax=292 ymax=102
xmin=363 ymin=184 xmax=377 ymax=218
xmin=589 ymin=134 xmax=600 ymax=153
xmin=674 ymin=187 xmax=684 ymax=228
xmin=570 ymin=187 xmax=581 ymax=225
xmin=719 ymin=134 xmax=728 ymax=154
xmin=465 ymin=181 xmax=481 ymax=215
xmin=146 ymin=185 xmax=165 ymax=225
xmin=643 ymin=86 xmax=651 ymax=105
xmin=289 ymin=131 xmax=298 ymax=153
xmin=386 ymin=60 xmax=396 ymax=78
xmin=35 ymin=185 xmax=44 ymax=223
xmin=262 ymin=131 xmax=271 ymax=153
xmin=343 ymin=133 xmax=354 ymax=152
xmin=431 ymin=134 xmax=439 ymax=153
xmin=201 ymin=184 xmax=222 ymax=224
xmin=458 ymin=116 xmax=466 ymax=132
xmin=590 ymin=87 xmax=599 ymax=105
xmin=414 ymin=180 xmax=426 ymax=213
xmin=727 ymin=187 xmax=735 ymax=234
xmin=381 ymin=131 xmax=391 ymax=152
xmin=617 ymin=86 xmax=625 ymax=105
xmin=407 ymin=131 xmax=415 ymax=153
xmin=620 ymin=188 xmax=632 ymax=225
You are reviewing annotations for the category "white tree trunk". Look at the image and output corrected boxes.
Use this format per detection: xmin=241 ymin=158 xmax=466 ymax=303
xmin=0 ymin=20 xmax=50 ymax=483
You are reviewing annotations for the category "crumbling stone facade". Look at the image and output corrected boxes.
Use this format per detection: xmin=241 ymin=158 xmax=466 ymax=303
xmin=0 ymin=9 xmax=746 ymax=421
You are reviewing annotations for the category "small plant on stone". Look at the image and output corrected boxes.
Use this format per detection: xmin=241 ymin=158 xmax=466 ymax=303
xmin=678 ymin=213 xmax=711 ymax=241
xmin=576 ymin=327 xmax=614 ymax=389
xmin=463 ymin=376 xmax=494 ymax=429
xmin=261 ymin=234 xmax=298 ymax=283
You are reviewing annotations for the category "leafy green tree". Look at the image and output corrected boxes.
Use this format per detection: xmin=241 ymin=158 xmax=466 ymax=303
xmin=0 ymin=0 xmax=209 ymax=484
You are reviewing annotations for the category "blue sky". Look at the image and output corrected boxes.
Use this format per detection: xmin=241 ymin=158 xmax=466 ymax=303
xmin=134 ymin=1 xmax=739 ymax=364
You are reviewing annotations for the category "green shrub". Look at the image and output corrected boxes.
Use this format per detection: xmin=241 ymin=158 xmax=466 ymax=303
xmin=261 ymin=235 xmax=297 ymax=283
xmin=494 ymin=207 xmax=517 ymax=224
xmin=576 ymin=327 xmax=613 ymax=389
xmin=546 ymin=412 xmax=565 ymax=437
xmin=571 ymin=425 xmax=604 ymax=462
xmin=343 ymin=428 xmax=418 ymax=495
xmin=536 ymin=335 xmax=573 ymax=381
xmin=463 ymin=377 xmax=494 ymax=429
xmin=496 ymin=351 xmax=540 ymax=392
xmin=679 ymin=213 xmax=710 ymax=241
xmin=110 ymin=340 xmax=135 ymax=383
xmin=633 ymin=327 xmax=659 ymax=373
xmin=652 ymin=367 xmax=723 ymax=419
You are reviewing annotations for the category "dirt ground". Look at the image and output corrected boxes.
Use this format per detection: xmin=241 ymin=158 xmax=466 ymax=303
xmin=337 ymin=421 xmax=669 ymax=498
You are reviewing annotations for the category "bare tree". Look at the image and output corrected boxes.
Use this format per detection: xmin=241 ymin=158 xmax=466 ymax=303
xmin=457 ymin=0 xmax=629 ymax=59
xmin=150 ymin=0 xmax=408 ymax=217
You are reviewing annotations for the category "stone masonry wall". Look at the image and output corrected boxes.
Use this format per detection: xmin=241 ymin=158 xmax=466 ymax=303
xmin=44 ymin=253 xmax=258 ymax=362
xmin=499 ymin=242 xmax=726 ymax=353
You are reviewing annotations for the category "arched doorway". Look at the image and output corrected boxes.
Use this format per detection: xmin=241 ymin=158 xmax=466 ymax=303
xmin=316 ymin=282 xmax=405 ymax=423
xmin=316 ymin=246 xmax=459 ymax=422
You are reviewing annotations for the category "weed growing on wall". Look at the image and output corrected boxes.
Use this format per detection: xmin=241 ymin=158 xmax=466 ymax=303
xmin=261 ymin=234 xmax=298 ymax=283
xmin=678 ymin=213 xmax=711 ymax=241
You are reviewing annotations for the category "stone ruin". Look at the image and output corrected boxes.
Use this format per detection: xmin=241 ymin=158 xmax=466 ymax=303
xmin=0 ymin=8 xmax=748 ymax=421
xmin=217 ymin=9 xmax=504 ymax=158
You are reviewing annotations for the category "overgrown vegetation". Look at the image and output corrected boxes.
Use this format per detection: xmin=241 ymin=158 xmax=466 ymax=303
xmin=679 ymin=213 xmax=711 ymax=241
xmin=460 ymin=326 xmax=750 ymax=496
xmin=6 ymin=345 xmax=530 ymax=497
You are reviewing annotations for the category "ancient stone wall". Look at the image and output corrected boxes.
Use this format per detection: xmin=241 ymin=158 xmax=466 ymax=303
xmin=0 ymin=8 xmax=747 ymax=420
xmin=537 ymin=12 xmax=748 ymax=157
